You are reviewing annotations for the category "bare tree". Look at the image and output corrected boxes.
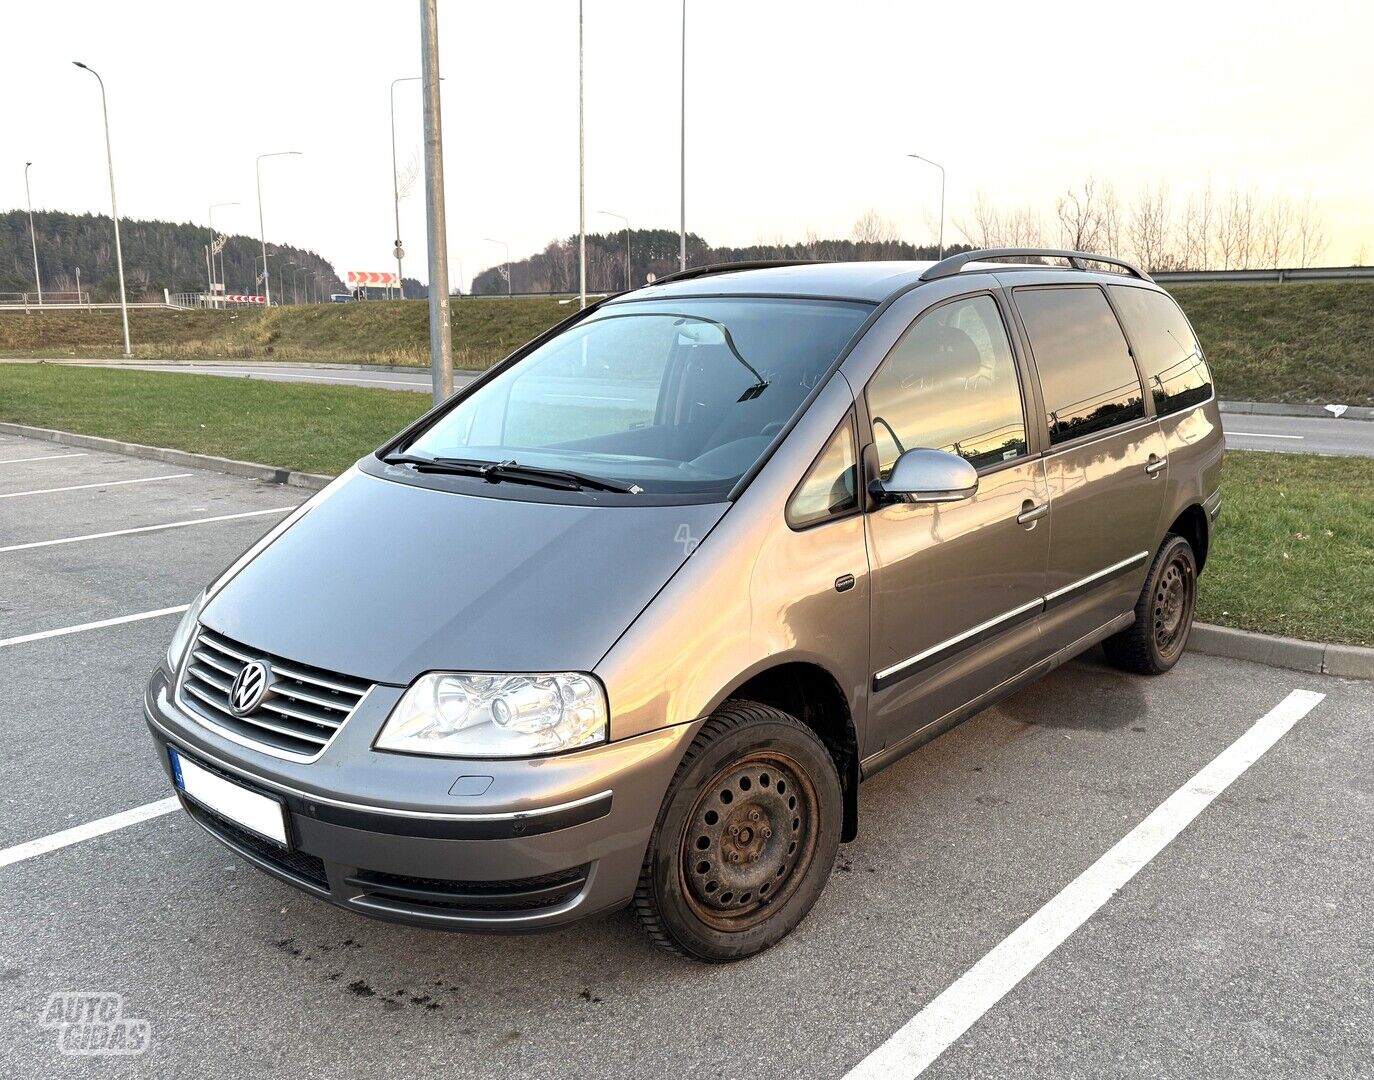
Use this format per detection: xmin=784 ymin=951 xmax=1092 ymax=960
xmin=1217 ymin=190 xmax=1256 ymax=269
xmin=1295 ymin=197 xmax=1327 ymax=267
xmin=954 ymin=190 xmax=1001 ymax=248
xmin=851 ymin=210 xmax=901 ymax=260
xmin=1100 ymin=183 xmax=1124 ymax=258
xmin=1055 ymin=179 xmax=1103 ymax=252
xmin=1181 ymin=184 xmax=1214 ymax=270
xmin=1256 ymin=196 xmax=1295 ymax=268
xmin=1128 ymin=183 xmax=1175 ymax=271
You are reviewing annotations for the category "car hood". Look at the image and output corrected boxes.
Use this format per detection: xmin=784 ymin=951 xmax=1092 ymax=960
xmin=201 ymin=470 xmax=726 ymax=685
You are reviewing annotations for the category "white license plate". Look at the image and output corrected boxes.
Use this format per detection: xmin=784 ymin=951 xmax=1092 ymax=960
xmin=169 ymin=746 xmax=289 ymax=847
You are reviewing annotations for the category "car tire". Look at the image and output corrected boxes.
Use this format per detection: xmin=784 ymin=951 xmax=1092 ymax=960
xmin=632 ymin=700 xmax=842 ymax=962
xmin=1103 ymin=534 xmax=1198 ymax=675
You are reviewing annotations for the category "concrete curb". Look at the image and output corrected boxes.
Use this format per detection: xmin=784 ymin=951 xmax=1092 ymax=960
xmin=1187 ymin=622 xmax=1374 ymax=679
xmin=1219 ymin=400 xmax=1374 ymax=421
xmin=0 ymin=422 xmax=333 ymax=492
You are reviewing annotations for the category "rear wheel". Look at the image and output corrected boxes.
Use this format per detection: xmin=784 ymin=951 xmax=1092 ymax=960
xmin=632 ymin=701 xmax=841 ymax=961
xmin=1103 ymin=534 xmax=1198 ymax=675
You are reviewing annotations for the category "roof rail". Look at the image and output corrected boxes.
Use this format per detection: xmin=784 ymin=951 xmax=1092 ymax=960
xmin=641 ymin=259 xmax=821 ymax=289
xmin=919 ymin=248 xmax=1153 ymax=283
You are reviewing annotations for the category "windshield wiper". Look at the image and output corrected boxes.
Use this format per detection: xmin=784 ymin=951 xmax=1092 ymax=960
xmin=383 ymin=454 xmax=642 ymax=494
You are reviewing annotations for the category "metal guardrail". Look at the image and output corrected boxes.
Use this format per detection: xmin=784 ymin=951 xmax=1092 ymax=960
xmin=1151 ymin=266 xmax=1374 ymax=284
xmin=0 ymin=301 xmax=181 ymax=312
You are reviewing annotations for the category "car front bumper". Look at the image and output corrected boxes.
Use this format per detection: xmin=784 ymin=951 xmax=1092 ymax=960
xmin=143 ymin=665 xmax=699 ymax=931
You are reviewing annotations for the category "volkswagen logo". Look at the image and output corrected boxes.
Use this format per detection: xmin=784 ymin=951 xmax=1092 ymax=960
xmin=228 ymin=660 xmax=272 ymax=717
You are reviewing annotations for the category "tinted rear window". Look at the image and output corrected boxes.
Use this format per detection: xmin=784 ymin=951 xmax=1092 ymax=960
xmin=1108 ymin=286 xmax=1213 ymax=416
xmin=1014 ymin=286 xmax=1145 ymax=445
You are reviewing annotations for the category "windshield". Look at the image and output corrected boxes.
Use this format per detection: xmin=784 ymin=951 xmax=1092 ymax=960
xmin=401 ymin=296 xmax=872 ymax=497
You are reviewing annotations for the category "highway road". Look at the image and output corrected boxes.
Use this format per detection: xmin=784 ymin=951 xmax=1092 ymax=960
xmin=66 ymin=360 xmax=1374 ymax=458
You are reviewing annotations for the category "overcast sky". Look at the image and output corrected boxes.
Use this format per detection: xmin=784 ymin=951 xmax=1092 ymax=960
xmin=5 ymin=0 xmax=1372 ymax=288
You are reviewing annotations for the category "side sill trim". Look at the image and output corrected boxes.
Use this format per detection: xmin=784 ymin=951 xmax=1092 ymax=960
xmin=870 ymin=550 xmax=1151 ymax=692
xmin=872 ymin=598 xmax=1043 ymax=692
xmin=1043 ymin=550 xmax=1149 ymax=610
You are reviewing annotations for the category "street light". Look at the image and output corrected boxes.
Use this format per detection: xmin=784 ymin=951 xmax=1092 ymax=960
xmin=483 ymin=238 xmax=511 ymax=297
xmin=72 ymin=62 xmax=130 ymax=356
xmin=23 ymin=163 xmax=42 ymax=304
xmin=907 ymin=152 xmax=946 ymax=260
xmin=256 ymin=150 xmax=301 ymax=306
xmin=578 ymin=0 xmax=586 ymax=309
xmin=390 ymin=75 xmax=443 ymax=300
xmin=598 ymin=210 xmax=631 ymax=291
xmin=679 ymin=0 xmax=687 ymax=271
xmin=293 ymin=266 xmax=310 ymax=305
xmin=208 ymin=200 xmax=238 ymax=303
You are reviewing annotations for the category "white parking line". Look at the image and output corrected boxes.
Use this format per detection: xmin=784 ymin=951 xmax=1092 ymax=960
xmin=844 ymin=688 xmax=1326 ymax=1080
xmin=1227 ymin=431 xmax=1304 ymax=440
xmin=0 ymin=605 xmax=189 ymax=649
xmin=0 ymin=505 xmax=295 ymax=553
xmin=0 ymin=452 xmax=89 ymax=465
xmin=0 ymin=473 xmax=192 ymax=500
xmin=0 ymin=798 xmax=181 ymax=869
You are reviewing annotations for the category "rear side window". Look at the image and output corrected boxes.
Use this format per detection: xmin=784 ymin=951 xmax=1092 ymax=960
xmin=1015 ymin=286 xmax=1145 ymax=445
xmin=786 ymin=417 xmax=858 ymax=528
xmin=865 ymin=293 xmax=1029 ymax=475
xmin=1108 ymin=286 xmax=1214 ymax=416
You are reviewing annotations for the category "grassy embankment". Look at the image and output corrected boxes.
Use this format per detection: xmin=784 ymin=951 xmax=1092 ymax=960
xmin=2 ymin=281 xmax=1372 ymax=405
xmin=1 ymin=364 xmax=1369 ymax=646
xmin=0 ymin=297 xmax=570 ymax=371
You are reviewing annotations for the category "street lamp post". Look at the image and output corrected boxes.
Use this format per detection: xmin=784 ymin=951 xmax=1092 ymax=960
xmin=483 ymin=238 xmax=511 ymax=296
xmin=598 ymin=210 xmax=630 ymax=291
xmin=389 ymin=75 xmax=442 ymax=300
xmin=419 ymin=0 xmax=453 ymax=403
xmin=209 ymin=201 xmax=238 ymax=304
xmin=293 ymin=266 xmax=309 ymax=305
xmin=23 ymin=163 xmax=42 ymax=304
xmin=679 ymin=0 xmax=687 ymax=271
xmin=907 ymin=152 xmax=946 ymax=260
xmin=72 ymin=62 xmax=130 ymax=356
xmin=578 ymin=0 xmax=586 ymax=309
xmin=256 ymin=150 xmax=301 ymax=306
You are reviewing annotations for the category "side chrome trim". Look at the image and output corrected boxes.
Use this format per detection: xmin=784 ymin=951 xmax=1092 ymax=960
xmin=873 ymin=597 xmax=1044 ymax=686
xmin=1044 ymin=549 xmax=1149 ymax=607
xmin=870 ymin=550 xmax=1151 ymax=691
xmin=150 ymin=689 xmax=613 ymax=824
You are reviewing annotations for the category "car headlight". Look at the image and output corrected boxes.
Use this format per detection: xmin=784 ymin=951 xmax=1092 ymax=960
xmin=165 ymin=590 xmax=208 ymax=672
xmin=375 ymin=672 xmax=608 ymax=758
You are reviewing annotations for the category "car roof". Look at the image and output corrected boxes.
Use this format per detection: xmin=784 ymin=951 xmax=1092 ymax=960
xmin=613 ymin=259 xmax=1151 ymax=305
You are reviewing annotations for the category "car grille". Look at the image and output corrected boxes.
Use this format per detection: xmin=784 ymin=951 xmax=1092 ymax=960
xmin=344 ymin=865 xmax=590 ymax=916
xmin=179 ymin=627 xmax=371 ymax=759
xmin=184 ymin=799 xmax=330 ymax=891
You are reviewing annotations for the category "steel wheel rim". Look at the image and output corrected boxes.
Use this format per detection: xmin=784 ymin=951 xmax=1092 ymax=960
xmin=1153 ymin=551 xmax=1195 ymax=660
xmin=678 ymin=751 xmax=820 ymax=932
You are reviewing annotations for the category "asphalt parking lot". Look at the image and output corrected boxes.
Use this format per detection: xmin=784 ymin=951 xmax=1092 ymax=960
xmin=1 ymin=430 xmax=1370 ymax=1079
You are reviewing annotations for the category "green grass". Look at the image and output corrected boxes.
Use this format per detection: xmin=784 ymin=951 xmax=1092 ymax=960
xmin=3 ymin=280 xmax=1372 ymax=405
xmin=0 ymin=363 xmax=426 ymax=475
xmin=0 ymin=297 xmax=569 ymax=370
xmin=1198 ymin=451 xmax=1374 ymax=647
xmin=1168 ymin=281 xmax=1374 ymax=406
xmin=2 ymin=363 xmax=1370 ymax=646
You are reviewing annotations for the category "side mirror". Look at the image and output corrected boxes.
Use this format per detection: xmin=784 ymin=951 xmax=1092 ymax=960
xmin=870 ymin=447 xmax=978 ymax=505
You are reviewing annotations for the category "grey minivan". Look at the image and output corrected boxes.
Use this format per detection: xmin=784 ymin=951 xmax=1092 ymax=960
xmin=145 ymin=249 xmax=1223 ymax=961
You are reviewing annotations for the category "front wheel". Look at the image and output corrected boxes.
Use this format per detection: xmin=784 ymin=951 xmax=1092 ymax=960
xmin=632 ymin=701 xmax=842 ymax=961
xmin=1103 ymin=534 xmax=1198 ymax=675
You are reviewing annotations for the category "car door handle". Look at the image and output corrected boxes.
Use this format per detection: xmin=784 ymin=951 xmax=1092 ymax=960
xmin=1145 ymin=454 xmax=1168 ymax=476
xmin=1016 ymin=501 xmax=1049 ymax=526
